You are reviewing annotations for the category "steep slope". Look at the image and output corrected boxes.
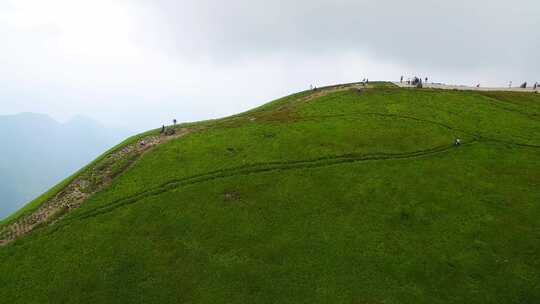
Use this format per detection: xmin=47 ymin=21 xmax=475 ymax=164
xmin=1 ymin=83 xmax=539 ymax=303
xmin=0 ymin=113 xmax=128 ymax=218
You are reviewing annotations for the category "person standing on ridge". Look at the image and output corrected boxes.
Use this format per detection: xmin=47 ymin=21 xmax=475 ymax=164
xmin=173 ymin=119 xmax=177 ymax=126
xmin=400 ymin=76 xmax=404 ymax=83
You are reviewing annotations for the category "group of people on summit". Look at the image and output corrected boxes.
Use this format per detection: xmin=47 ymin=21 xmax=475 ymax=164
xmin=400 ymin=76 xmax=428 ymax=88
xmin=521 ymin=82 xmax=539 ymax=89
xmin=400 ymin=76 xmax=538 ymax=91
xmin=510 ymin=81 xmax=537 ymax=89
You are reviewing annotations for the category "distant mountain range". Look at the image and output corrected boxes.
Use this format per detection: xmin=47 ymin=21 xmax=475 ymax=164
xmin=0 ymin=113 xmax=129 ymax=219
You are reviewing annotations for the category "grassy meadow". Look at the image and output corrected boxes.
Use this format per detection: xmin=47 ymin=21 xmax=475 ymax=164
xmin=1 ymin=84 xmax=539 ymax=303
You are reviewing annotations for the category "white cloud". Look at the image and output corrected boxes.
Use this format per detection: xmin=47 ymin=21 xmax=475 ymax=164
xmin=0 ymin=0 xmax=538 ymax=132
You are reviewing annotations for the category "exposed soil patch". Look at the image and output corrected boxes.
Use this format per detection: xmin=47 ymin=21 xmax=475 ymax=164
xmin=254 ymin=84 xmax=365 ymax=123
xmin=223 ymin=190 xmax=241 ymax=202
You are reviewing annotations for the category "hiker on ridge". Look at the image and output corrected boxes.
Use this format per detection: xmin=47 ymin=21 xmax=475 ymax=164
xmin=400 ymin=76 xmax=404 ymax=83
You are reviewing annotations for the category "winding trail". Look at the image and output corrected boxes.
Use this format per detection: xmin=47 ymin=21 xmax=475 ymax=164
xmin=2 ymin=82 xmax=538 ymax=246
xmin=45 ymin=108 xmax=539 ymax=230
xmin=50 ymin=140 xmax=478 ymax=231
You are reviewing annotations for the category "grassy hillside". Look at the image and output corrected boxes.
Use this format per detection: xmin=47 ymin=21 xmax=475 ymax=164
xmin=1 ymin=83 xmax=539 ymax=303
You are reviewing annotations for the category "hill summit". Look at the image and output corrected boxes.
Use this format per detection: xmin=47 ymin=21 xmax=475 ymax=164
xmin=1 ymin=82 xmax=539 ymax=303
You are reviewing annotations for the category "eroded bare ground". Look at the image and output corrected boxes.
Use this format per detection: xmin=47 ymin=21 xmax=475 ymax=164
xmin=249 ymin=83 xmax=367 ymax=123
xmin=0 ymin=128 xmax=192 ymax=246
xmin=284 ymin=83 xmax=367 ymax=109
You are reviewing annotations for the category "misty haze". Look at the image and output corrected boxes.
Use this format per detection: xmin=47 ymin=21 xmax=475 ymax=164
xmin=0 ymin=0 xmax=538 ymax=303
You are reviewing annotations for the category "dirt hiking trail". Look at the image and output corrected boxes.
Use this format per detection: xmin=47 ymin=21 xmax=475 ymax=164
xmin=0 ymin=128 xmax=192 ymax=246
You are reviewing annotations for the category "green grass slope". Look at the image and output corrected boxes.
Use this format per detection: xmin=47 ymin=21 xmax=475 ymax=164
xmin=1 ymin=83 xmax=539 ymax=303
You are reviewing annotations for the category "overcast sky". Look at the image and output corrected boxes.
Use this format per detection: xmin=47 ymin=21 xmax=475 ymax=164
xmin=1 ymin=0 xmax=538 ymax=132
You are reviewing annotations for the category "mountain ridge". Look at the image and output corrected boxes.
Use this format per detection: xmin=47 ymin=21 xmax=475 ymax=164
xmin=1 ymin=82 xmax=539 ymax=303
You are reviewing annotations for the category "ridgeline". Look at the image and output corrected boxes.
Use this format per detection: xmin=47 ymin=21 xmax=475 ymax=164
xmin=1 ymin=82 xmax=539 ymax=303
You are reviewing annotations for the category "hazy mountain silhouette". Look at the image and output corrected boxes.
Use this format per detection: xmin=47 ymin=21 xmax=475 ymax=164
xmin=0 ymin=113 xmax=128 ymax=219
